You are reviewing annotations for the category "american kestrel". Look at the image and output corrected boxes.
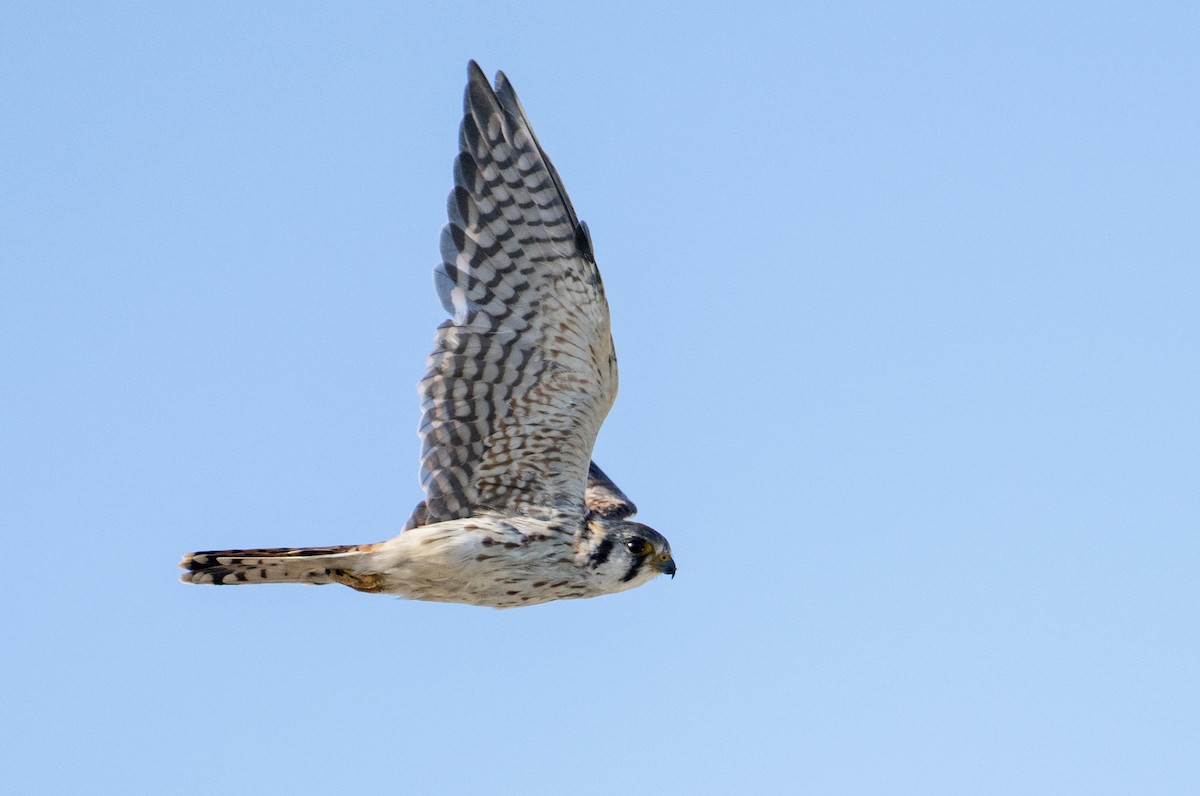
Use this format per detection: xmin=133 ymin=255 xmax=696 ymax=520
xmin=179 ymin=62 xmax=674 ymax=608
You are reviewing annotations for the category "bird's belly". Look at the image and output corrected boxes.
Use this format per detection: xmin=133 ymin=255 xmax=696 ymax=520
xmin=367 ymin=522 xmax=594 ymax=608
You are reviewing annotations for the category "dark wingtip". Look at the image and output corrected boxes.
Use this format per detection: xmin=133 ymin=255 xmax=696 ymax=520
xmin=466 ymin=61 xmax=513 ymax=101
xmin=494 ymin=69 xmax=512 ymax=95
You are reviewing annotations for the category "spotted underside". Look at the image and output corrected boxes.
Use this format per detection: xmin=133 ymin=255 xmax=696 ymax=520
xmin=418 ymin=62 xmax=618 ymax=527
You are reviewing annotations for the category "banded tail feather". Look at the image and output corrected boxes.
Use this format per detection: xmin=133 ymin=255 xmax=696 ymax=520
xmin=179 ymin=544 xmax=384 ymax=591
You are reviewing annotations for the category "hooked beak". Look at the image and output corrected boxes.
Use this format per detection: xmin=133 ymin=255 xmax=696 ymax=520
xmin=655 ymin=557 xmax=676 ymax=579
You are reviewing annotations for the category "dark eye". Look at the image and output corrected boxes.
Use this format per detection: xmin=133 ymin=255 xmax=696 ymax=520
xmin=626 ymin=537 xmax=651 ymax=556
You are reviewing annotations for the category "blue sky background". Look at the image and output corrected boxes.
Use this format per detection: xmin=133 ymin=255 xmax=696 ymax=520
xmin=3 ymin=2 xmax=1198 ymax=793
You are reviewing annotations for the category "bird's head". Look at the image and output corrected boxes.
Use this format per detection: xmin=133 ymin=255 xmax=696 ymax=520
xmin=585 ymin=519 xmax=675 ymax=592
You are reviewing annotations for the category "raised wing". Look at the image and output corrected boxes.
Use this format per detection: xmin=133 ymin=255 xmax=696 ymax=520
xmin=416 ymin=62 xmax=619 ymax=525
xmin=585 ymin=461 xmax=637 ymax=519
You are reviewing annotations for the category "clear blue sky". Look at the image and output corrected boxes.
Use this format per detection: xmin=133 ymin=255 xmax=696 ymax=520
xmin=3 ymin=2 xmax=1197 ymax=793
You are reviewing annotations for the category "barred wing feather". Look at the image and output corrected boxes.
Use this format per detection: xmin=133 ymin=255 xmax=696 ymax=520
xmin=417 ymin=62 xmax=618 ymax=525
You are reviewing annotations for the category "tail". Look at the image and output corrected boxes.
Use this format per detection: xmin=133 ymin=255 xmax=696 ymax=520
xmin=179 ymin=544 xmax=385 ymax=591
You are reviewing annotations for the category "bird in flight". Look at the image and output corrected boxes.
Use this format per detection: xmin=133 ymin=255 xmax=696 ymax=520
xmin=179 ymin=62 xmax=674 ymax=608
